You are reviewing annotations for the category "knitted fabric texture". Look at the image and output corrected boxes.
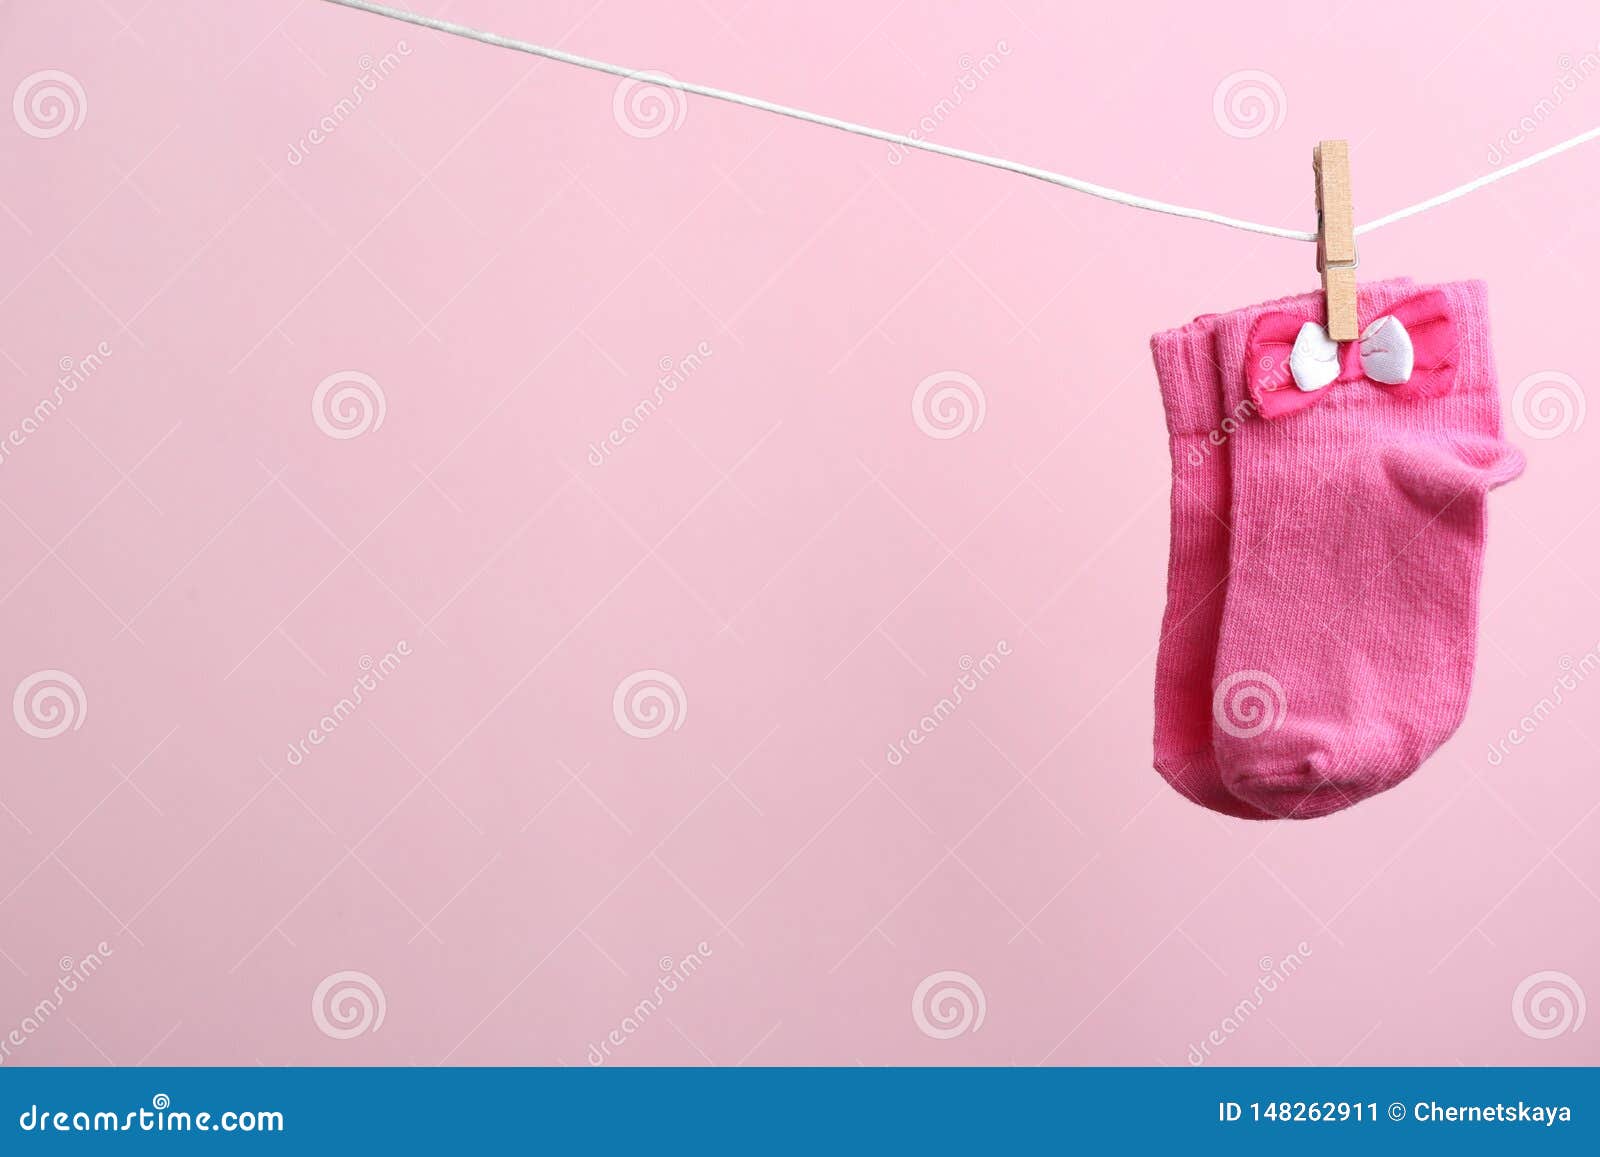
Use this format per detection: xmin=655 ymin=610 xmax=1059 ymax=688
xmin=1149 ymin=277 xmax=1523 ymax=819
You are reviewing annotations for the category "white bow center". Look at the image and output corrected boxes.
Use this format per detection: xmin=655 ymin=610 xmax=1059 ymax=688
xmin=1288 ymin=316 xmax=1415 ymax=392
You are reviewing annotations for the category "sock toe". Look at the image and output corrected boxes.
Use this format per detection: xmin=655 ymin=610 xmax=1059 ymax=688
xmin=1222 ymin=743 xmax=1407 ymax=819
xmin=1156 ymin=751 xmax=1275 ymax=821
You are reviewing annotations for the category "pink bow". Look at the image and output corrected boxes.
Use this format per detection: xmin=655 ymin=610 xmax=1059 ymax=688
xmin=1244 ymin=289 xmax=1460 ymax=420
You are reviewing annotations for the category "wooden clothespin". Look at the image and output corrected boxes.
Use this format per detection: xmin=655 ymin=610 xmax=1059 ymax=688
xmin=1313 ymin=140 xmax=1357 ymax=341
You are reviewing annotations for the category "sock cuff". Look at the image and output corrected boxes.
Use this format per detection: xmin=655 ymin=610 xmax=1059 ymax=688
xmin=1151 ymin=278 xmax=1501 ymax=444
xmin=1149 ymin=315 xmax=1226 ymax=437
xmin=1437 ymin=278 xmax=1496 ymax=402
xmin=1149 ymin=277 xmax=1510 ymax=427
xmin=1149 ymin=279 xmax=1423 ymax=436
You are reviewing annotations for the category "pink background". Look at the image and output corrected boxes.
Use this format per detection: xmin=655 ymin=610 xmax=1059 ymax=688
xmin=2 ymin=0 xmax=1598 ymax=1066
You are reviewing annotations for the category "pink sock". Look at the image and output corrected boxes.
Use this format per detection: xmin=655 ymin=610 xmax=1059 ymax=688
xmin=1149 ymin=314 xmax=1271 ymax=820
xmin=1207 ymin=278 xmax=1524 ymax=818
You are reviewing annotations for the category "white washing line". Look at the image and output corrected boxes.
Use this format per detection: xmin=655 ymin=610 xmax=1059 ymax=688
xmin=323 ymin=0 xmax=1600 ymax=244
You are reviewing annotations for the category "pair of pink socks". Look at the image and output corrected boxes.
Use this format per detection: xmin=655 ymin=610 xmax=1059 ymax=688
xmin=1149 ymin=278 xmax=1523 ymax=820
